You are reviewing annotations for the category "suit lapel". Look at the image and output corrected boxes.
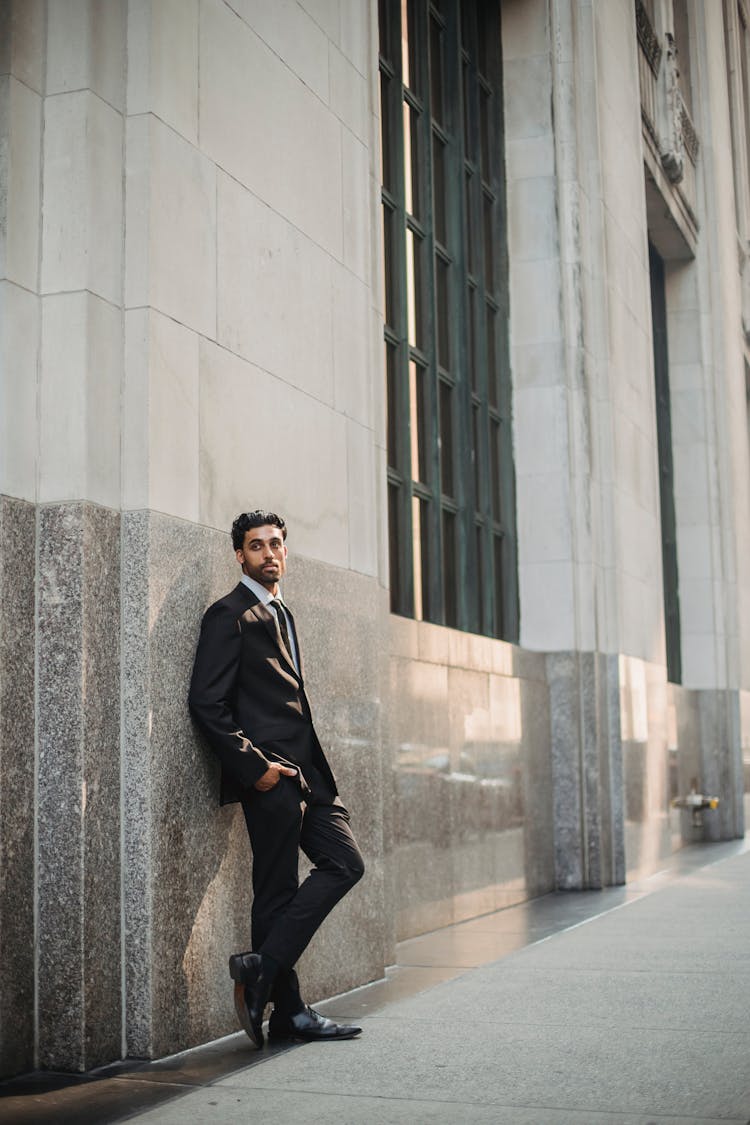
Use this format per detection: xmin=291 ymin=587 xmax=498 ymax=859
xmin=249 ymin=600 xmax=300 ymax=681
xmin=234 ymin=582 xmax=302 ymax=683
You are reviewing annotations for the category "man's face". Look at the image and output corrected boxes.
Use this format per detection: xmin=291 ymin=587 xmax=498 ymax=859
xmin=237 ymin=524 xmax=287 ymax=589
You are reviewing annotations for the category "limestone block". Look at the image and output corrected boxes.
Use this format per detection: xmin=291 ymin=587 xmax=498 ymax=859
xmin=0 ymin=0 xmax=45 ymax=92
xmin=672 ymin=441 xmax=712 ymax=525
xmin=330 ymin=43 xmax=368 ymax=140
xmin=511 ymin=340 xmax=565 ymax=390
xmin=509 ymin=258 xmax=562 ymax=346
xmin=346 ymin=419 xmax=378 ymax=577
xmin=517 ymin=471 xmax=572 ymax=564
xmin=678 ymin=576 xmax=718 ymax=636
xmin=198 ymin=339 xmax=349 ymax=569
xmin=677 ymin=524 xmax=716 ymax=581
xmin=123 ymin=309 xmax=200 ymax=520
xmin=216 ymin=173 xmax=334 ymax=403
xmin=339 ymin=0 xmax=371 ymax=79
xmin=0 ymin=498 xmax=35 ymax=1079
xmin=200 ymin=0 xmax=342 ymax=257
xmin=514 ymin=385 xmax=568 ymax=476
xmin=39 ymin=292 xmax=121 ymax=507
xmin=299 ymin=0 xmax=340 ymax=43
xmin=508 ymin=176 xmax=557 ymax=262
xmin=519 ymin=560 xmax=575 ymax=651
xmin=503 ymin=56 xmax=552 ymax=140
xmin=332 ymin=264 xmax=371 ymax=425
xmin=127 ymin=0 xmax=198 ymax=143
xmin=125 ymin=114 xmax=216 ymax=338
xmin=41 ymin=91 xmax=123 ymax=304
xmin=501 ymin=0 xmax=549 ymax=58
xmin=46 ymin=0 xmax=126 ymax=111
xmin=0 ymin=75 xmax=42 ymax=290
xmin=37 ymin=502 xmax=121 ymax=1071
xmin=671 ymin=386 xmax=708 ymax=444
xmin=342 ymin=128 xmax=371 ymax=283
xmin=225 ymin=0 xmax=329 ymax=102
xmin=506 ymin=135 xmax=555 ymax=182
xmin=0 ymin=282 xmax=38 ymax=501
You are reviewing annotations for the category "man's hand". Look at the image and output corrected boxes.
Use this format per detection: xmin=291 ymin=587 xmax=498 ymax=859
xmin=254 ymin=762 xmax=297 ymax=791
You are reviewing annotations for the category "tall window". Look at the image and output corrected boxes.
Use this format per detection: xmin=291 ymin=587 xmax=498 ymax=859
xmin=649 ymin=243 xmax=682 ymax=684
xmin=379 ymin=0 xmax=518 ymax=640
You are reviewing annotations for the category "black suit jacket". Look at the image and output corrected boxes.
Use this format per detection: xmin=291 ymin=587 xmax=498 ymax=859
xmin=188 ymin=582 xmax=338 ymax=805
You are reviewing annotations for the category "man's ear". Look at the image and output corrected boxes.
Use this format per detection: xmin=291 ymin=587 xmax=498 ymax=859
xmin=236 ymin=548 xmax=245 ymax=566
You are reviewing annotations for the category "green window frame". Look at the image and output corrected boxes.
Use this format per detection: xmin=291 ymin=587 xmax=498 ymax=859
xmin=380 ymin=0 xmax=518 ymax=640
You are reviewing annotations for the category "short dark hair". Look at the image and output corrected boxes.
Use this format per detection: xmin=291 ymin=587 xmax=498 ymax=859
xmin=231 ymin=510 xmax=287 ymax=550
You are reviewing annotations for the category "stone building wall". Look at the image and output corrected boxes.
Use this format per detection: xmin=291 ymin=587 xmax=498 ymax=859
xmin=0 ymin=0 xmax=748 ymax=1079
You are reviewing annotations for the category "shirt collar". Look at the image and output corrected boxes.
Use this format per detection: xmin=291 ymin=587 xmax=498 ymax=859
xmin=240 ymin=574 xmax=283 ymax=606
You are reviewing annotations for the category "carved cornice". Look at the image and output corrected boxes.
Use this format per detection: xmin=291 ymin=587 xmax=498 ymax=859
xmin=739 ymin=0 xmax=749 ymax=31
xmin=636 ymin=0 xmax=662 ymax=76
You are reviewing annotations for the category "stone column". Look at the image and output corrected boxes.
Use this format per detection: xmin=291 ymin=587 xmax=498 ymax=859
xmin=33 ymin=0 xmax=127 ymax=1071
xmin=0 ymin=0 xmax=44 ymax=1079
xmin=37 ymin=504 xmax=121 ymax=1070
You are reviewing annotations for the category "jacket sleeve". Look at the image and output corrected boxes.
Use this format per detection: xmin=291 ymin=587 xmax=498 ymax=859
xmin=188 ymin=601 xmax=270 ymax=789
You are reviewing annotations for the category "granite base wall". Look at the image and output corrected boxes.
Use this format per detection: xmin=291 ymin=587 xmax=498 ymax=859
xmin=0 ymin=497 xmax=36 ymax=1077
xmin=2 ymin=502 xmax=747 ymax=1077
xmin=388 ymin=620 xmax=556 ymax=938
xmin=546 ymin=651 xmax=625 ymax=890
xmin=672 ymin=685 xmax=745 ymax=843
xmin=37 ymin=502 xmax=122 ymax=1072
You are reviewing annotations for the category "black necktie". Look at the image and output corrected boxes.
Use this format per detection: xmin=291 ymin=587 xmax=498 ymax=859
xmin=270 ymin=599 xmax=293 ymax=657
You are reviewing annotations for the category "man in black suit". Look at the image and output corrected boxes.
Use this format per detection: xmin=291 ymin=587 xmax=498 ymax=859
xmin=189 ymin=510 xmax=364 ymax=1048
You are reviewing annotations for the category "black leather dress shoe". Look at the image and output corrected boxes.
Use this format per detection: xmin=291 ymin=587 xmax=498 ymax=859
xmin=268 ymin=1005 xmax=362 ymax=1041
xmin=229 ymin=951 xmax=274 ymax=1049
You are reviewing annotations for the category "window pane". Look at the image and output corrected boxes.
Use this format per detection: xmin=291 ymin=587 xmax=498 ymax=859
xmin=386 ymin=342 xmax=399 ymax=469
xmin=440 ymin=379 xmax=454 ymax=497
xmin=403 ymin=101 xmax=420 ymax=218
xmin=436 ymin=255 xmax=450 ymax=369
xmin=433 ymin=134 xmax=446 ymax=244
xmin=380 ymin=74 xmax=393 ymax=191
xmin=462 ymin=59 xmax=470 ymax=143
xmin=409 ymin=359 xmax=429 ymax=482
xmin=412 ymin=496 xmax=430 ymax=620
xmin=480 ymin=86 xmax=490 ymax=180
xmin=467 ymin=285 xmax=477 ymax=389
xmin=493 ymin=534 xmax=505 ymax=637
xmin=429 ymin=16 xmax=444 ymax=125
xmin=383 ymin=204 xmax=396 ymax=328
xmin=486 ymin=303 xmax=497 ymax=405
xmin=475 ymin=524 xmax=485 ymax=631
xmin=401 ymin=0 xmax=412 ymax=89
xmin=471 ymin=402 xmax=481 ymax=503
xmin=465 ymin=169 xmax=474 ymax=273
xmin=388 ymin=483 xmax=402 ymax=612
xmin=442 ymin=510 xmax=457 ymax=627
xmin=406 ymin=228 xmax=423 ymax=347
xmin=483 ymin=191 xmax=494 ymax=289
xmin=490 ymin=419 xmax=501 ymax=520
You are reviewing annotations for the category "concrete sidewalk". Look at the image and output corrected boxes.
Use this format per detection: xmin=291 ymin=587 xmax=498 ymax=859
xmin=3 ymin=838 xmax=750 ymax=1124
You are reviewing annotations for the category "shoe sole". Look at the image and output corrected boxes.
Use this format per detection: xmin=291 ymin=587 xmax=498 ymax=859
xmin=267 ymin=1029 xmax=362 ymax=1042
xmin=234 ymin=982 xmax=263 ymax=1049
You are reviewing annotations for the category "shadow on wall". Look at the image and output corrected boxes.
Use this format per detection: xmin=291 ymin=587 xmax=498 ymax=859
xmin=125 ymin=516 xmax=249 ymax=1061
